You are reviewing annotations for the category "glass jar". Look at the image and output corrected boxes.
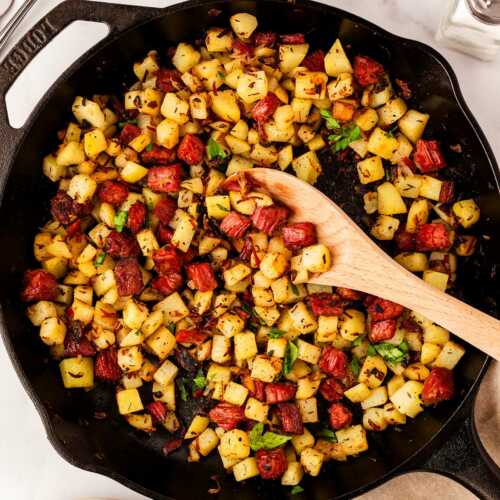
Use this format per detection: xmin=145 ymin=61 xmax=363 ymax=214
xmin=436 ymin=0 xmax=500 ymax=60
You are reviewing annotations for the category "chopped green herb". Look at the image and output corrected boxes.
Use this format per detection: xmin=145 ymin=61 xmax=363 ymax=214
xmin=291 ymin=485 xmax=304 ymax=495
xmin=192 ymin=368 xmax=207 ymax=390
xmin=114 ymin=210 xmax=128 ymax=232
xmin=352 ymin=336 xmax=365 ymax=348
xmin=241 ymin=302 xmax=251 ymax=315
xmin=367 ymin=344 xmax=377 ymax=357
xmin=320 ymin=109 xmax=341 ymax=130
xmin=372 ymin=342 xmax=409 ymax=364
xmin=387 ymin=125 xmax=399 ymax=138
xmin=167 ymin=323 xmax=176 ymax=334
xmin=117 ymin=118 xmax=138 ymax=129
xmin=268 ymin=328 xmax=284 ymax=339
xmin=350 ymin=356 xmax=361 ymax=377
xmin=176 ymin=378 xmax=188 ymax=402
xmin=252 ymin=309 xmax=266 ymax=326
xmin=317 ymin=428 xmax=337 ymax=442
xmin=94 ymin=253 xmax=106 ymax=266
xmin=290 ymin=282 xmax=300 ymax=296
xmin=217 ymin=71 xmax=226 ymax=79
xmin=249 ymin=422 xmax=292 ymax=451
xmin=328 ymin=123 xmax=361 ymax=152
xmin=283 ymin=341 xmax=299 ymax=375
xmin=207 ymin=137 xmax=227 ymax=161
xmin=145 ymin=142 xmax=154 ymax=152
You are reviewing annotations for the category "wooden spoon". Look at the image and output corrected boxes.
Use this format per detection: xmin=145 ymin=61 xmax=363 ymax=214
xmin=248 ymin=168 xmax=500 ymax=361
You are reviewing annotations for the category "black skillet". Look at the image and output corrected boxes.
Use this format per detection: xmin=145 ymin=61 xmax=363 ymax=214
xmin=0 ymin=0 xmax=499 ymax=498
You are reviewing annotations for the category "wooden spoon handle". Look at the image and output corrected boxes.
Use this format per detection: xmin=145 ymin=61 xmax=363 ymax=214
xmin=312 ymin=251 xmax=500 ymax=361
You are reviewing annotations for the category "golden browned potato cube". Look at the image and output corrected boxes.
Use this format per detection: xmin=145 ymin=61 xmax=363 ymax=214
xmin=359 ymin=355 xmax=387 ymax=388
xmin=251 ymin=354 xmax=282 ymax=383
xmin=220 ymin=429 xmax=251 ymax=460
xmin=116 ymin=388 xmax=143 ymax=415
xmin=185 ymin=415 xmax=210 ymax=439
xmin=59 ymin=357 xmax=94 ymax=389
xmin=452 ymin=199 xmax=480 ymax=228
xmin=233 ymin=457 xmax=259 ymax=481
xmin=324 ymin=39 xmax=353 ymax=76
xmin=336 ymin=425 xmax=369 ymax=455
xmin=357 ymin=155 xmax=385 ymax=184
xmin=390 ymin=381 xmax=424 ymax=417
xmin=224 ymin=381 xmax=249 ymax=406
xmin=146 ymin=327 xmax=176 ymax=359
xmin=244 ymin=397 xmax=269 ymax=422
xmin=300 ymin=447 xmax=324 ymax=477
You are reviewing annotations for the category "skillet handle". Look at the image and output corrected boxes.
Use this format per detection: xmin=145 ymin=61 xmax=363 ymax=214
xmin=419 ymin=390 xmax=500 ymax=499
xmin=0 ymin=0 xmax=160 ymax=189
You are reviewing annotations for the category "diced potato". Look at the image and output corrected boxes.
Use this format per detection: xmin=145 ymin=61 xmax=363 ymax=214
xmin=146 ymin=326 xmax=176 ymax=359
xmin=339 ymin=309 xmax=365 ymax=342
xmin=433 ymin=340 xmax=465 ymax=370
xmin=211 ymin=90 xmax=241 ymax=122
xmin=359 ymin=355 xmax=387 ymax=388
xmin=452 ymin=199 xmax=480 ymax=228
xmin=377 ymin=182 xmax=407 ymax=215
xmin=421 ymin=342 xmax=442 ymax=365
xmin=295 ymin=71 xmax=328 ymax=100
xmin=72 ymin=96 xmax=105 ymax=128
xmin=224 ymin=263 xmax=252 ymax=288
xmin=301 ymin=244 xmax=331 ymax=273
xmin=59 ymin=357 xmax=94 ymax=389
xmin=230 ymin=12 xmax=258 ymax=39
xmin=220 ymin=429 xmax=250 ymax=459
xmin=205 ymin=27 xmax=233 ymax=52
xmin=316 ymin=315 xmax=339 ymax=342
xmin=193 ymin=59 xmax=224 ymax=91
xmin=185 ymin=415 xmax=210 ymax=439
xmin=390 ymin=132 xmax=414 ymax=164
xmin=27 ymin=301 xmax=58 ymax=326
xmin=378 ymin=97 xmax=408 ymax=127
xmin=344 ymin=383 xmax=371 ymax=403
xmin=251 ymin=354 xmax=282 ymax=382
xmin=360 ymin=386 xmax=388 ymax=410
xmin=206 ymin=195 xmax=230 ymax=220
xmin=367 ymin=127 xmax=399 ymax=160
xmin=363 ymin=191 xmax=378 ymax=214
xmin=423 ymin=270 xmax=449 ymax=291
xmin=237 ymin=70 xmax=268 ymax=104
xmin=156 ymin=119 xmax=179 ymax=149
xmin=327 ymin=72 xmax=354 ymax=101
xmin=161 ymin=92 xmax=189 ymax=124
xmin=387 ymin=375 xmax=406 ymax=397
xmin=126 ymin=413 xmax=154 ymax=432
xmin=357 ymin=156 xmax=385 ymax=184
xmin=398 ymin=109 xmax=429 ymax=143
xmin=281 ymin=462 xmax=304 ymax=486
xmin=296 ymin=375 xmax=322 ymax=400
xmin=171 ymin=210 xmax=196 ymax=252
xmin=233 ymin=457 xmax=259 ymax=482
xmin=116 ymin=388 xmax=143 ymax=415
xmin=279 ymin=44 xmax=309 ymax=73
xmin=314 ymin=440 xmax=347 ymax=462
xmin=291 ymin=427 xmax=315 ymax=454
xmin=300 ymin=447 xmax=324 ymax=477
xmin=406 ymin=199 xmax=429 ymax=233
xmin=423 ymin=323 xmax=450 ymax=345
xmin=224 ymin=381 xmax=249 ymax=406
xmin=419 ymin=175 xmax=443 ymax=201
xmin=289 ymin=302 xmax=318 ymax=334
xmin=84 ymin=129 xmax=107 ymax=158
xmin=173 ymin=43 xmax=201 ymax=73
xmin=117 ymin=345 xmax=143 ymax=373
xmin=67 ymin=174 xmax=97 ymax=203
xmin=266 ymin=337 xmax=288 ymax=358
xmin=292 ymin=150 xmax=322 ymax=184
xmin=395 ymin=252 xmax=429 ymax=272
xmin=211 ymin=334 xmax=232 ymax=364
xmin=324 ymin=39 xmax=353 ymax=76
xmin=234 ymin=332 xmax=258 ymax=361
xmin=244 ymin=397 xmax=269 ymax=422
xmin=362 ymin=408 xmax=388 ymax=431
xmin=370 ymin=215 xmax=400 ymax=241
xmin=390 ymin=380 xmax=424 ymax=418
xmin=404 ymin=363 xmax=430 ymax=381
xmin=296 ymin=339 xmax=321 ymax=365
xmin=336 ymin=425 xmax=369 ymax=456
xmin=40 ymin=317 xmax=66 ymax=346
xmin=383 ymin=402 xmax=407 ymax=425
xmin=197 ymin=428 xmax=220 ymax=456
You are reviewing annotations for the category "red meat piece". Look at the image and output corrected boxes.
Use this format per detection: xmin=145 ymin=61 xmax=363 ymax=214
xmin=220 ymin=212 xmax=252 ymax=239
xmin=319 ymin=378 xmax=345 ymax=402
xmin=156 ymin=68 xmax=184 ymax=92
xmin=66 ymin=219 xmax=82 ymax=238
xmin=282 ymin=222 xmax=317 ymax=250
xmin=186 ymin=262 xmax=218 ymax=292
xmin=153 ymin=246 xmax=183 ymax=274
xmin=64 ymin=320 xmax=96 ymax=357
xmin=127 ymin=201 xmax=147 ymax=234
xmin=233 ymin=38 xmax=254 ymax=56
xmin=94 ymin=348 xmax=121 ymax=382
xmin=318 ymin=347 xmax=348 ymax=379
xmin=157 ymin=224 xmax=174 ymax=245
xmin=251 ymin=206 xmax=289 ymax=235
xmin=303 ymin=50 xmax=325 ymax=72
xmin=307 ymin=293 xmax=344 ymax=316
xmin=336 ymin=287 xmax=363 ymax=301
xmin=368 ymin=298 xmax=404 ymax=321
xmin=265 ymin=383 xmax=297 ymax=404
xmin=147 ymin=401 xmax=167 ymax=424
xmin=276 ymin=403 xmax=303 ymax=435
xmin=147 ymin=164 xmax=182 ymax=193
xmin=141 ymin=144 xmax=176 ymax=165
xmin=251 ymin=92 xmax=281 ymax=123
xmin=422 ymin=367 xmax=455 ymax=405
xmin=254 ymin=32 xmax=277 ymax=47
xmin=50 ymin=191 xmax=78 ymax=225
xmin=369 ymin=319 xmax=397 ymax=343
xmin=353 ymin=55 xmax=385 ymax=86
xmin=114 ymin=257 xmax=143 ymax=296
xmin=256 ymin=448 xmax=288 ymax=480
xmin=415 ymin=223 xmax=452 ymax=251
xmin=328 ymin=403 xmax=353 ymax=430
xmin=119 ymin=123 xmax=141 ymax=144
xmin=177 ymin=134 xmax=205 ymax=165
xmin=209 ymin=402 xmax=245 ymax=430
xmin=395 ymin=229 xmax=416 ymax=251
xmin=439 ymin=181 xmax=455 ymax=204
xmin=21 ymin=270 xmax=58 ymax=302
xmin=105 ymin=230 xmax=141 ymax=258
xmin=280 ymin=33 xmax=305 ymax=44
xmin=152 ymin=272 xmax=183 ymax=296
xmin=414 ymin=140 xmax=446 ymax=173
xmin=176 ymin=329 xmax=208 ymax=344
xmin=162 ymin=438 xmax=182 ymax=456
xmin=153 ymin=198 xmax=177 ymax=225
xmin=98 ymin=181 xmax=129 ymax=206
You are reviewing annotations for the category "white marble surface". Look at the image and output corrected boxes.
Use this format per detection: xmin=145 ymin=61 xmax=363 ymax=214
xmin=0 ymin=1 xmax=499 ymax=499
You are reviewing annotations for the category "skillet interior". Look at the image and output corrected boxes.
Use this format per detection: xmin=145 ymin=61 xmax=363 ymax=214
xmin=0 ymin=1 xmax=498 ymax=498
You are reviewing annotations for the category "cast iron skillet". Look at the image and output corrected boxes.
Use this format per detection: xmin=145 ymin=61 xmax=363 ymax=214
xmin=0 ymin=0 xmax=499 ymax=498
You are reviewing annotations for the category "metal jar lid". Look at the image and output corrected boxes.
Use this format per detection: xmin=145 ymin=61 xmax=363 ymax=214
xmin=467 ymin=0 xmax=500 ymax=24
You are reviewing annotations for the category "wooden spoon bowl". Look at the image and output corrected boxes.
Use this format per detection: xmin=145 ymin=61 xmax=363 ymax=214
xmin=248 ymin=168 xmax=500 ymax=361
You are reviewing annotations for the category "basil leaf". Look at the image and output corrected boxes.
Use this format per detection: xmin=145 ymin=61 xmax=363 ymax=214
xmin=331 ymin=123 xmax=361 ymax=152
xmin=290 ymin=282 xmax=300 ymax=296
xmin=241 ymin=303 xmax=251 ymax=315
xmin=291 ymin=485 xmax=304 ymax=495
xmin=249 ymin=422 xmax=292 ymax=451
xmin=252 ymin=309 xmax=266 ymax=326
xmin=192 ymin=368 xmax=206 ymax=390
xmin=320 ymin=109 xmax=341 ymax=130
xmin=367 ymin=344 xmax=377 ymax=357
xmin=350 ymin=356 xmax=360 ymax=377
xmin=114 ymin=210 xmax=128 ymax=232
xmin=94 ymin=253 xmax=106 ymax=266
xmin=176 ymin=378 xmax=188 ymax=401
xmin=167 ymin=323 xmax=176 ymax=334
xmin=373 ymin=342 xmax=409 ymax=364
xmin=317 ymin=428 xmax=337 ymax=442
xmin=268 ymin=328 xmax=284 ymax=339
xmin=387 ymin=125 xmax=398 ymax=138
xmin=145 ymin=142 xmax=154 ymax=152
xmin=207 ymin=137 xmax=227 ymax=161
xmin=283 ymin=341 xmax=299 ymax=375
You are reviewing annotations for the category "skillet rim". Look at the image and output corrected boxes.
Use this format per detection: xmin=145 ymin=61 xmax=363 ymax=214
xmin=0 ymin=0 xmax=497 ymax=498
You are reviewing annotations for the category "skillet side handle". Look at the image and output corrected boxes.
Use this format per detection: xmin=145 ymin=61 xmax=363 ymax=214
xmin=0 ymin=0 xmax=159 ymax=189
xmin=420 ymin=391 xmax=500 ymax=499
